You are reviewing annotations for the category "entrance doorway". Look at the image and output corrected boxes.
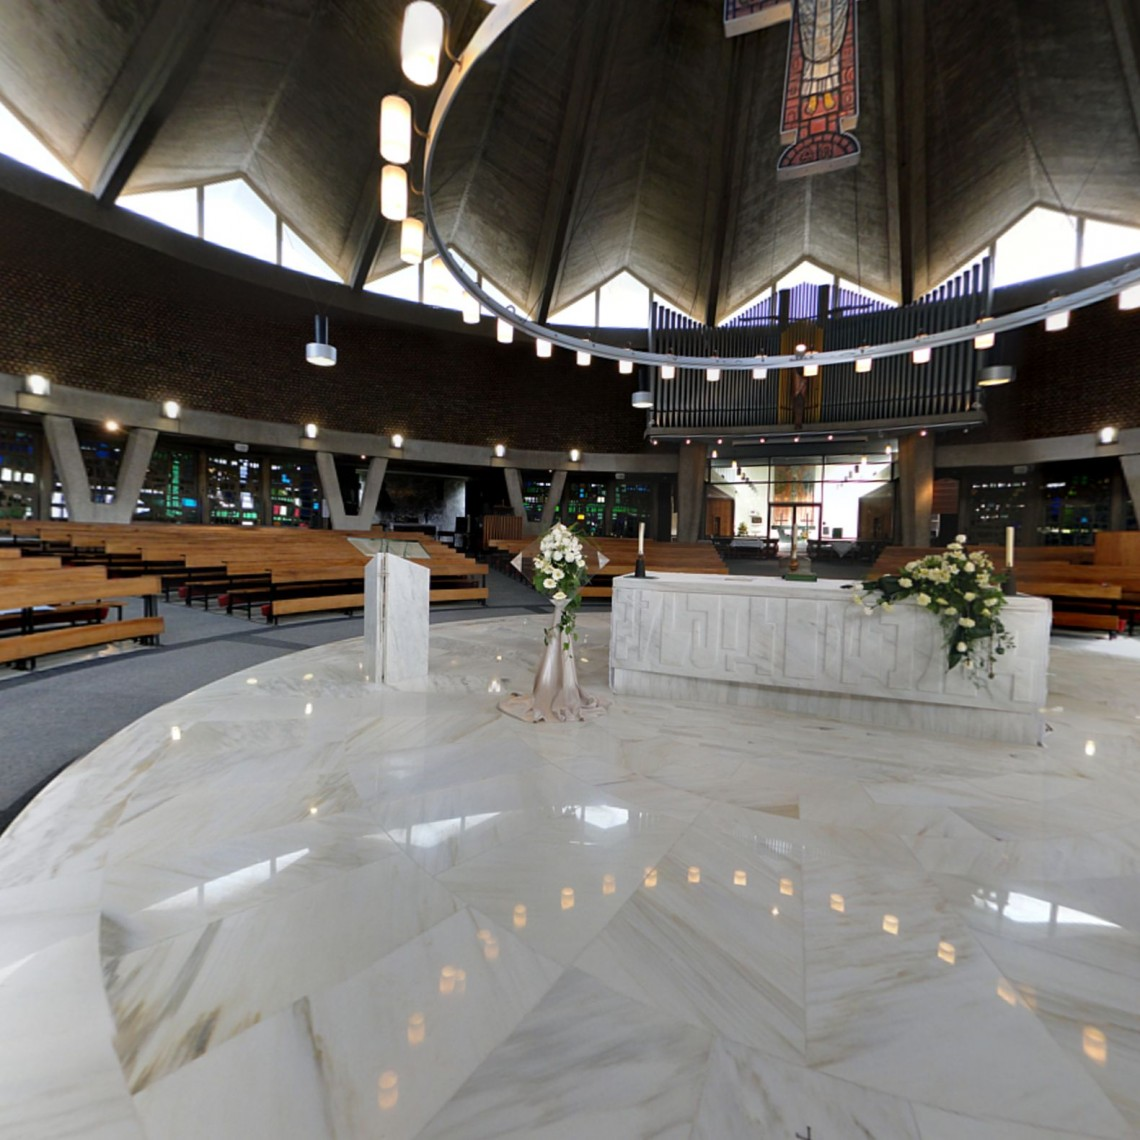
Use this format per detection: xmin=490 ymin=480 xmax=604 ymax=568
xmin=769 ymin=503 xmax=820 ymax=553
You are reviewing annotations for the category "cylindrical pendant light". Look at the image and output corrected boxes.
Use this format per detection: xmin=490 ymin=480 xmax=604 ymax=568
xmin=399 ymin=217 xmax=424 ymax=265
xmin=706 ymin=367 xmax=720 ymax=382
xmin=855 ymin=356 xmax=872 ymax=373
xmin=661 ymin=362 xmax=675 ymax=380
xmin=379 ymin=95 xmax=412 ymax=165
xmin=535 ymin=338 xmax=552 ymax=358
xmin=461 ymin=292 xmax=480 ymax=324
xmin=803 ymin=363 xmax=819 ymax=377
xmin=380 ymin=164 xmax=408 ymax=221
xmin=619 ymin=358 xmax=634 ymax=374
xmin=576 ymin=350 xmax=591 ymax=366
xmin=1045 ymin=310 xmax=1070 ymax=331
xmin=631 ymin=390 xmax=653 ymax=409
xmin=752 ymin=366 xmax=767 ymax=380
xmin=401 ymin=2 xmax=445 ymax=87
xmin=496 ymin=317 xmax=514 ymax=343
xmin=305 ymin=315 xmax=337 ymax=367
xmin=912 ymin=345 xmax=932 ymax=364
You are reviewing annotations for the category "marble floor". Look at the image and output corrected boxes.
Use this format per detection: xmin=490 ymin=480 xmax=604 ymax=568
xmin=1 ymin=615 xmax=1139 ymax=1139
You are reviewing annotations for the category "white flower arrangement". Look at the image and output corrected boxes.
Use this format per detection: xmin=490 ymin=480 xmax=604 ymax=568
xmin=858 ymin=536 xmax=1015 ymax=675
xmin=531 ymin=523 xmax=592 ymax=647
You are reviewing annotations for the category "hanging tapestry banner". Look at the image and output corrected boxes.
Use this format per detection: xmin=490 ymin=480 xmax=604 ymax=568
xmin=724 ymin=0 xmax=861 ymax=180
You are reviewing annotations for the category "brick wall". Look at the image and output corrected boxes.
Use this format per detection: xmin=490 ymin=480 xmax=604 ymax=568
xmin=951 ymin=297 xmax=1140 ymax=445
xmin=0 ymin=190 xmax=647 ymax=454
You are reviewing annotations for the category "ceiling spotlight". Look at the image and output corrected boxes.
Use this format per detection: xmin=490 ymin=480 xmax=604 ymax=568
xmin=380 ymin=163 xmax=408 ymax=221
xmin=461 ymin=291 xmax=480 ymax=324
xmin=752 ymin=366 xmax=767 ymax=380
xmin=576 ymin=350 xmax=591 ymax=367
xmin=24 ymin=373 xmax=50 ymax=396
xmin=379 ymin=94 xmax=412 ymax=165
xmin=306 ymin=315 xmax=337 ymax=366
xmin=535 ymin=338 xmax=552 ymax=358
xmin=496 ymin=317 xmax=514 ymax=344
xmin=1120 ymin=284 xmax=1140 ymax=310
xmin=401 ymin=1 xmax=445 ymax=86
xmin=661 ymin=362 xmax=676 ymax=379
xmin=399 ymin=217 xmax=424 ymax=265
xmin=794 ymin=342 xmax=807 ymax=355
xmin=1098 ymin=426 xmax=1119 ymax=445
xmin=104 ymin=419 xmax=121 ymax=433
xmin=631 ymin=390 xmax=653 ymax=409
xmin=303 ymin=423 xmax=318 ymax=439
xmin=619 ymin=358 xmax=634 ymax=375
xmin=569 ymin=447 xmax=581 ymax=462
xmin=391 ymin=433 xmax=404 ymax=448
xmin=912 ymin=345 xmax=932 ymax=364
xmin=978 ymin=365 xmax=1015 ymax=387
xmin=162 ymin=400 xmax=181 ymax=419
xmin=1045 ymin=310 xmax=1070 ymax=332
xmin=855 ymin=356 xmax=872 ymax=373
xmin=493 ymin=443 xmax=506 ymax=457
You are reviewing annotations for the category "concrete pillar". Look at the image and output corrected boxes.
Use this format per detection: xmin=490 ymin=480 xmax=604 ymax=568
xmin=676 ymin=442 xmax=709 ymax=543
xmin=42 ymin=415 xmax=156 ymax=524
xmin=897 ymin=431 xmax=934 ymax=547
xmin=315 ymin=452 xmax=387 ymax=530
xmin=540 ymin=470 xmax=567 ymax=529
xmin=1121 ymin=455 xmax=1140 ymax=524
xmin=503 ymin=468 xmax=526 ymax=517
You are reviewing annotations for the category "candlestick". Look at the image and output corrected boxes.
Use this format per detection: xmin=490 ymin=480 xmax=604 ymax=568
xmin=637 ymin=521 xmax=645 ymax=557
xmin=1005 ymin=525 xmax=1015 ymax=570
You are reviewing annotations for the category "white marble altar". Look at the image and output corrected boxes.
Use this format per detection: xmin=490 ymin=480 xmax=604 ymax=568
xmin=1 ymin=615 xmax=1139 ymax=1138
xmin=611 ymin=573 xmax=1052 ymax=743
xmin=363 ymin=551 xmax=430 ymax=684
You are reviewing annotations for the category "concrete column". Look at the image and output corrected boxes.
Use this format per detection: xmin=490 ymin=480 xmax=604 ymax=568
xmin=540 ymin=470 xmax=567 ymax=529
xmin=315 ymin=452 xmax=387 ymax=530
xmin=42 ymin=415 xmax=156 ymax=524
xmin=897 ymin=431 xmax=934 ymax=547
xmin=676 ymin=442 xmax=709 ymax=543
xmin=1121 ymin=455 xmax=1140 ymax=524
xmin=502 ymin=468 xmax=526 ymax=517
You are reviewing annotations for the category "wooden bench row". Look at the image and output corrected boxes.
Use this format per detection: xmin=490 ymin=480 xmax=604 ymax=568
xmin=0 ymin=563 xmax=164 ymax=669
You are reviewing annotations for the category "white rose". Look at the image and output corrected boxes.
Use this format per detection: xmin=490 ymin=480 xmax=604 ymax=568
xmin=852 ymin=593 xmax=865 ymax=605
xmin=916 ymin=592 xmax=931 ymax=605
xmin=935 ymin=598 xmax=947 ymax=606
xmin=882 ymin=602 xmax=894 ymax=612
xmin=964 ymin=562 xmax=975 ymax=573
xmin=956 ymin=641 xmax=967 ymax=652
xmin=552 ymin=568 xmax=564 ymax=580
xmin=553 ymin=551 xmax=563 ymax=561
xmin=964 ymin=592 xmax=976 ymax=601
xmin=898 ymin=577 xmax=913 ymax=588
xmin=543 ymin=577 xmax=556 ymax=589
xmin=943 ymin=606 xmax=958 ymax=616
xmin=955 ymin=534 xmax=967 ymax=543
xmin=576 ymin=557 xmax=585 ymax=567
xmin=984 ymin=597 xmax=998 ymax=607
xmin=959 ymin=617 xmax=975 ymax=628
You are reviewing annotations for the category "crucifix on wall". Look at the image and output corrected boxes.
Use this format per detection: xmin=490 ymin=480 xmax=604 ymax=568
xmin=725 ymin=0 xmax=861 ymax=179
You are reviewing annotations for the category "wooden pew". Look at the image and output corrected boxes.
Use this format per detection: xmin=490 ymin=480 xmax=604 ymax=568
xmin=0 ymin=567 xmax=164 ymax=669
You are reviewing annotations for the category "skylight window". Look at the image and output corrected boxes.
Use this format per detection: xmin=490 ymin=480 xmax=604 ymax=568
xmin=993 ymin=206 xmax=1078 ymax=287
xmin=203 ymin=178 xmax=276 ymax=264
xmin=119 ymin=187 xmax=199 ymax=237
xmin=281 ymin=224 xmax=340 ymax=282
xmin=1081 ymin=218 xmax=1140 ymax=269
xmin=365 ymin=263 xmax=421 ymax=303
xmin=598 ymin=272 xmax=650 ymax=327
xmin=550 ymin=292 xmax=598 ymax=327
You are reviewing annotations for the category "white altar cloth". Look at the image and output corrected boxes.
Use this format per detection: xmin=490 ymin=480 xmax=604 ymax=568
xmin=610 ymin=573 xmax=1052 ymax=743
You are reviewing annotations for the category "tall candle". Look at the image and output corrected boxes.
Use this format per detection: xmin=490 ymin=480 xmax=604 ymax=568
xmin=1005 ymin=525 xmax=1015 ymax=569
xmin=638 ymin=521 xmax=645 ymax=557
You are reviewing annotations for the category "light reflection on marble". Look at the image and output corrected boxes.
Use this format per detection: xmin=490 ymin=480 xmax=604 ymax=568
xmin=1 ymin=614 xmax=1139 ymax=1137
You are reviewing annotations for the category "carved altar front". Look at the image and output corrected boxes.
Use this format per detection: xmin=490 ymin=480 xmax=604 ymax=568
xmin=610 ymin=574 xmax=1051 ymax=743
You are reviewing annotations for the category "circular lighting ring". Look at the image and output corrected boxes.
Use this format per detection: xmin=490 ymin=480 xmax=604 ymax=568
xmin=420 ymin=0 xmax=1140 ymax=371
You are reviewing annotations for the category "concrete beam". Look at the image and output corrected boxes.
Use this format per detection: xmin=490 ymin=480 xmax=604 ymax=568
xmin=315 ymin=453 xmax=387 ymax=530
xmin=43 ymin=415 xmax=157 ymax=523
xmin=675 ymin=442 xmax=708 ymax=543
xmin=502 ymin=468 xmax=526 ymax=517
xmin=76 ymin=0 xmax=233 ymax=203
xmin=540 ymin=470 xmax=568 ymax=529
xmin=897 ymin=431 xmax=934 ymax=546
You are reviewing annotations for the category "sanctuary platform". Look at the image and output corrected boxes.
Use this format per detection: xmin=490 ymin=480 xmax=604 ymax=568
xmin=611 ymin=573 xmax=1052 ymax=744
xmin=1 ymin=615 xmax=1138 ymax=1139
